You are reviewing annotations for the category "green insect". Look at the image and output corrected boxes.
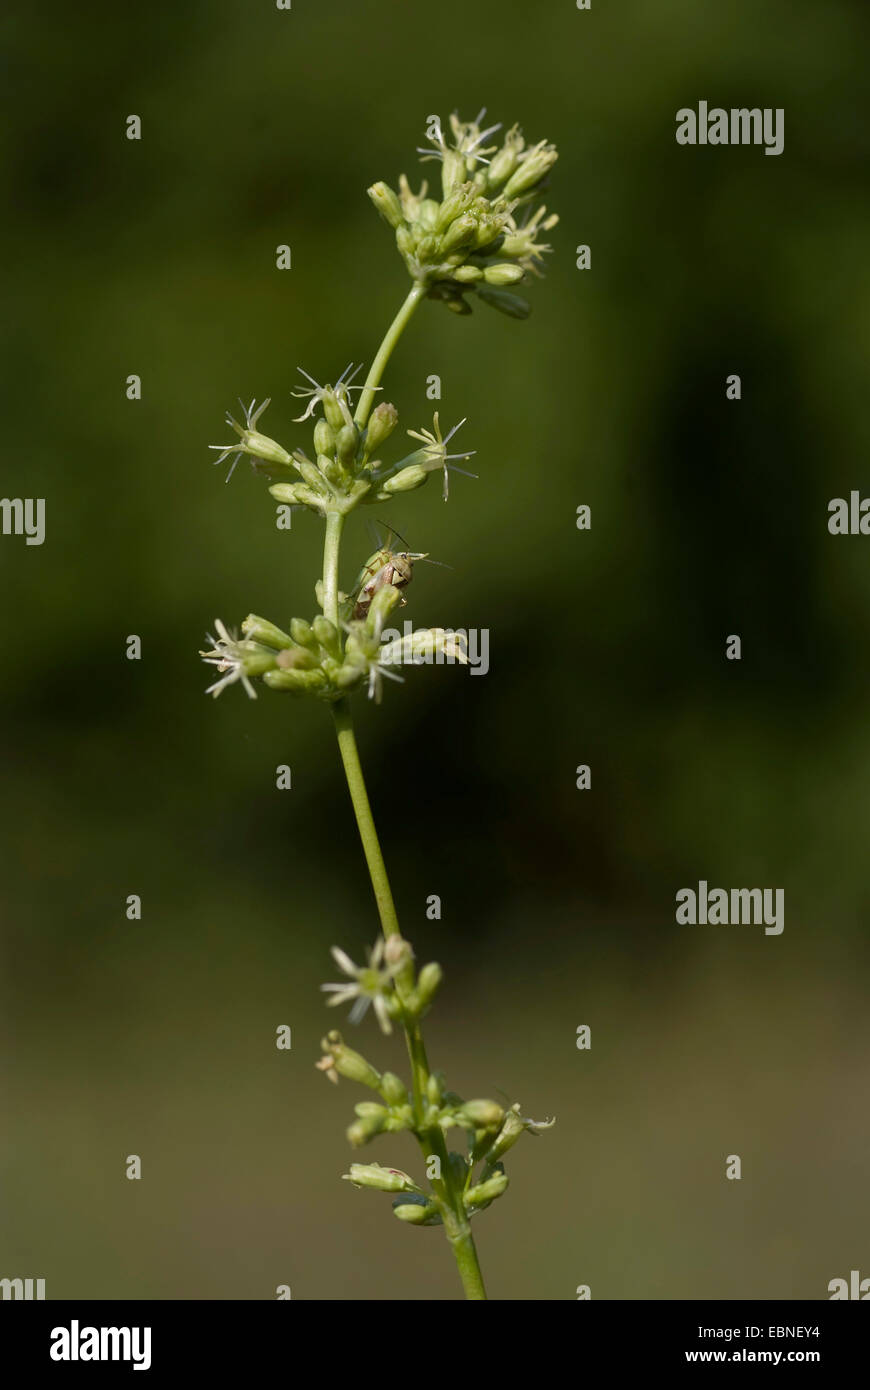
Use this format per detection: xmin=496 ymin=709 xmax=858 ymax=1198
xmin=347 ymin=526 xmax=442 ymax=621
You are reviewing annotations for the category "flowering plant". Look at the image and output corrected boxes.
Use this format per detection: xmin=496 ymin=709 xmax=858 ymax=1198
xmin=201 ymin=110 xmax=558 ymax=1299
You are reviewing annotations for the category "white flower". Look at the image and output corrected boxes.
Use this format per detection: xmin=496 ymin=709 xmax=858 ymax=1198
xmin=418 ymin=108 xmax=503 ymax=169
xmin=208 ymin=398 xmax=270 ymax=480
xmin=199 ymin=619 xmax=258 ymax=699
xmin=291 ymin=362 xmax=363 ymax=422
xmin=320 ymin=939 xmax=403 ymax=1034
xmin=405 ymin=413 xmax=477 ymax=500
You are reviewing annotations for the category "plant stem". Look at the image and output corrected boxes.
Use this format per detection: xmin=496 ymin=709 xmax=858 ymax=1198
xmin=331 ymin=698 xmax=487 ymax=1300
xmin=322 ymin=509 xmax=345 ymax=630
xmin=324 ymin=280 xmax=488 ymax=1300
xmin=331 ymin=699 xmax=401 ymax=938
xmin=354 ymin=282 xmax=426 ymax=427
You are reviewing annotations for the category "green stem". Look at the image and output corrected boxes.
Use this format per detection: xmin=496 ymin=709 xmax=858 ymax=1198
xmin=323 ymin=279 xmax=487 ymax=1301
xmin=331 ymin=699 xmax=487 ymax=1300
xmin=354 ymin=282 xmax=426 ymax=427
xmin=332 ymin=699 xmax=401 ymax=939
xmin=322 ymin=508 xmax=345 ymax=631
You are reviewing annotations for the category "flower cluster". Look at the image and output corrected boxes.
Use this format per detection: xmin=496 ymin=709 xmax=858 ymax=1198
xmin=368 ymin=109 xmax=558 ymax=318
xmin=315 ymin=934 xmax=554 ymax=1227
xmin=200 ymin=586 xmax=467 ymax=705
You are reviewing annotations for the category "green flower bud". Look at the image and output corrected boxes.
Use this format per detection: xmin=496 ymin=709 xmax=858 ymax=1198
xmin=318 ymin=1031 xmax=381 ymax=1090
xmin=290 ymin=617 xmax=317 ymax=648
xmin=381 ymin=464 xmax=428 ymax=495
xmin=233 ymin=427 xmax=292 ymax=467
xmin=262 ymin=667 xmax=327 ymax=693
xmin=347 ymin=1111 xmax=387 ymax=1147
xmin=275 ymin=646 xmax=316 ymax=670
xmin=366 ymin=584 xmax=404 ymax=632
xmin=466 ymin=1170 xmax=509 ymax=1209
xmin=472 ymin=215 xmax=504 ymax=250
xmin=313 ymin=418 xmax=335 ymax=457
xmin=475 ymin=285 xmax=531 ymax=319
xmin=318 ymin=453 xmax=347 ymax=488
xmin=269 ymin=479 xmax=326 ymax=512
xmin=295 ymin=457 xmax=330 ymax=492
xmin=379 ymin=1072 xmax=409 ymax=1106
xmin=452 ymin=264 xmax=483 ymax=283
xmin=396 ymin=225 xmax=416 ymax=258
xmin=365 ymin=402 xmax=399 ymax=452
xmin=343 ymin=1163 xmax=420 ymax=1193
xmin=441 ymin=149 xmax=467 ymax=198
xmin=241 ymin=615 xmax=294 ymax=649
xmin=412 ymin=961 xmax=443 ymax=1014
xmin=335 ymin=423 xmax=359 ymax=465
xmin=503 ymin=142 xmax=558 ymax=199
xmin=486 ymin=142 xmax=522 ymax=191
xmin=391 ymin=1195 xmax=442 ymax=1226
xmin=269 ymin=482 xmax=305 ymax=505
xmin=426 ymin=1072 xmax=445 ymax=1106
xmin=459 ymin=1099 xmax=504 ymax=1130
xmin=321 ymin=387 xmax=348 ymax=431
xmin=439 ymin=213 xmax=477 ymax=255
xmin=484 ymin=1108 xmax=526 ymax=1163
xmin=435 ymin=183 xmax=476 ymax=232
xmin=367 ymin=181 xmax=404 ymax=229
xmin=483 ymin=263 xmax=525 ymax=286
xmin=312 ymin=615 xmax=341 ymax=658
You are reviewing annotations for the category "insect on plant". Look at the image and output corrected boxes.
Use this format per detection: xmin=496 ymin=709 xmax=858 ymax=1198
xmin=347 ymin=523 xmax=446 ymax=621
xmin=200 ymin=109 xmax=560 ymax=1300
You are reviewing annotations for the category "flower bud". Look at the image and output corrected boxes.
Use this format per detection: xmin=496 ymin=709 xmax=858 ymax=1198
xmin=269 ymin=482 xmax=305 ymax=505
xmin=484 ymin=1108 xmax=527 ymax=1163
xmin=367 ymin=181 xmax=404 ymax=229
xmin=475 ymin=285 xmax=531 ymax=319
xmin=435 ymin=183 xmax=476 ymax=232
xmin=294 ymin=457 xmax=330 ymax=493
xmin=343 ymin=1163 xmax=419 ymax=1193
xmin=321 ymin=387 xmax=347 ymax=431
xmin=241 ymin=615 xmax=294 ymax=649
xmin=347 ymin=1111 xmax=387 ymax=1147
xmin=483 ymin=263 xmax=525 ymax=286
xmin=503 ymin=143 xmax=558 ymax=199
xmin=313 ymin=418 xmax=335 ymax=457
xmin=439 ymin=213 xmax=477 ymax=255
xmin=365 ymin=402 xmax=399 ymax=452
xmin=441 ymin=149 xmax=467 ymax=197
xmin=426 ymin=1072 xmax=445 ymax=1106
xmin=486 ymin=142 xmax=522 ymax=190
xmin=379 ymin=1072 xmax=409 ymax=1106
xmin=262 ymin=667 xmax=327 ymax=693
xmin=319 ymin=1031 xmax=381 ymax=1089
xmin=465 ymin=1170 xmax=509 ymax=1209
xmin=275 ymin=646 xmax=316 ymax=670
xmin=312 ymin=615 xmax=341 ymax=658
xmin=335 ymin=423 xmax=359 ymax=465
xmin=241 ymin=432 xmax=292 ymax=467
xmin=366 ymin=584 xmax=403 ymax=631
xmin=412 ymin=961 xmax=443 ymax=1014
xmin=392 ymin=1196 xmax=442 ymax=1225
xmin=452 ymin=264 xmax=483 ymax=283
xmin=459 ymin=1099 xmax=504 ymax=1130
xmin=290 ymin=617 xmax=317 ymax=648
xmin=381 ymin=464 xmax=428 ymax=495
xmin=396 ymin=225 xmax=416 ymax=258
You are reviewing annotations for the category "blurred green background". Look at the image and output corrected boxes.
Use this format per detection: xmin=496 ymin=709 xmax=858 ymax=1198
xmin=3 ymin=0 xmax=870 ymax=1299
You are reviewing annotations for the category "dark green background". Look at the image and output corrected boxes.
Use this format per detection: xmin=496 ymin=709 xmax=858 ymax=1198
xmin=3 ymin=0 xmax=869 ymax=1298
